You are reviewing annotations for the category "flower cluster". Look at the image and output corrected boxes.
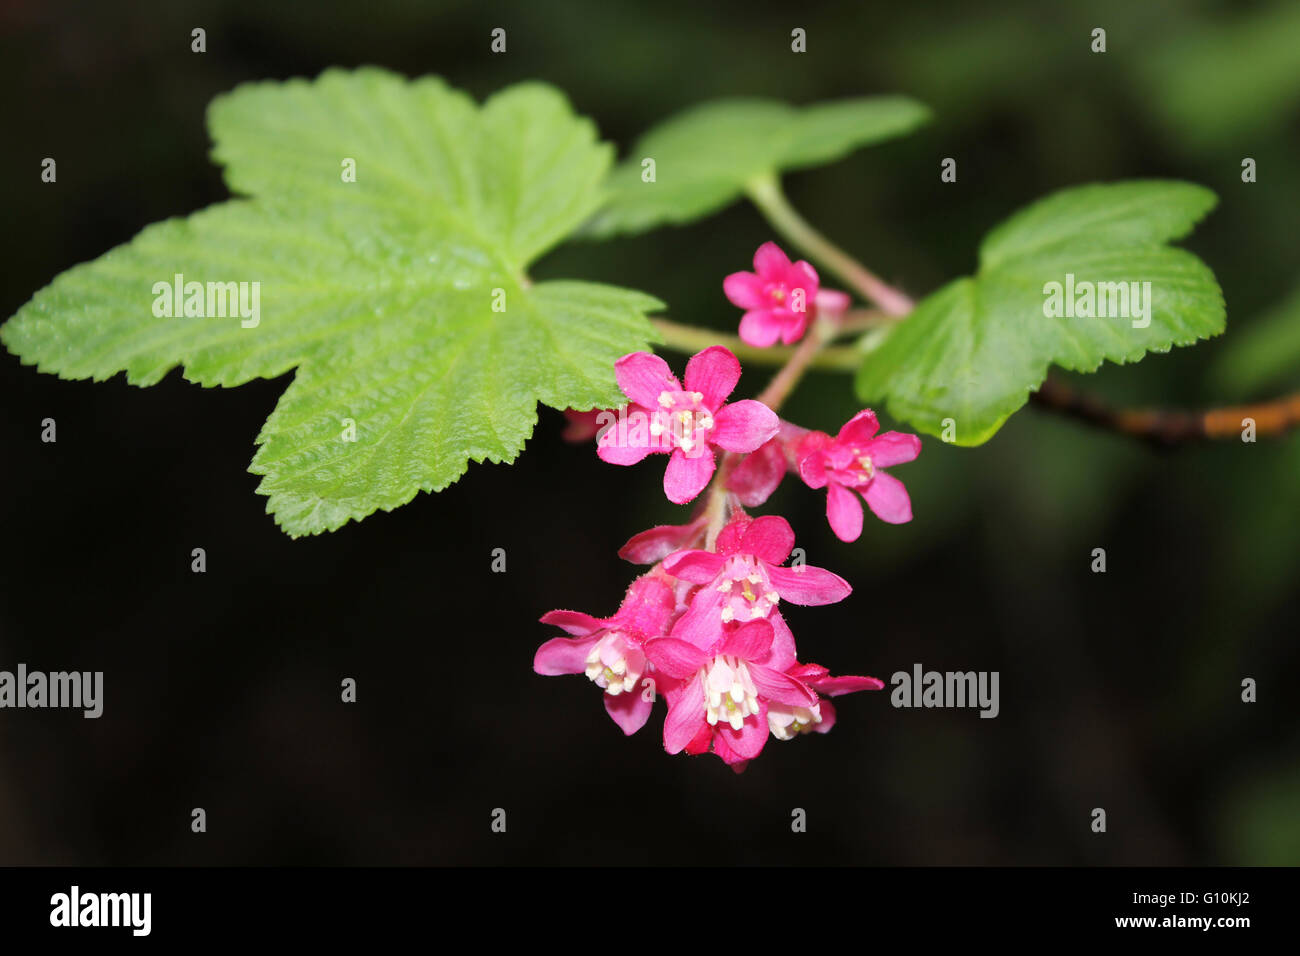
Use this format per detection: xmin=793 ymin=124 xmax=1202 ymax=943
xmin=536 ymin=244 xmax=920 ymax=771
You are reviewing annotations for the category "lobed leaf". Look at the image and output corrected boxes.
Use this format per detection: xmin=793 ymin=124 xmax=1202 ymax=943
xmin=2 ymin=68 xmax=663 ymax=535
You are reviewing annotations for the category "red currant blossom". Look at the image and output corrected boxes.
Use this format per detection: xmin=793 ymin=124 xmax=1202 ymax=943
xmin=724 ymin=241 xmax=825 ymax=347
xmin=533 ymin=574 xmax=678 ymax=735
xmin=597 ymin=346 xmax=779 ymax=504
xmin=798 ymin=409 xmax=921 ymax=541
xmin=647 ymin=618 xmax=817 ymax=760
xmin=662 ymin=513 xmax=850 ymax=649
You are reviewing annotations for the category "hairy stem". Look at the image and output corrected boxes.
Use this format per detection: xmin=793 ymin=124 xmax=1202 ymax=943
xmin=745 ymin=173 xmax=915 ymax=316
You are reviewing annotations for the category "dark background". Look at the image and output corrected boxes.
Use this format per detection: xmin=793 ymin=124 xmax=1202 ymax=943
xmin=1 ymin=0 xmax=1297 ymax=865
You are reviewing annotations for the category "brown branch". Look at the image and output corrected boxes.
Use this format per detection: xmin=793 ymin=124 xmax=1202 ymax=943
xmin=1031 ymin=378 xmax=1300 ymax=445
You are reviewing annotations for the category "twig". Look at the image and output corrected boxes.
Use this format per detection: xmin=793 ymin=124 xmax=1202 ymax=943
xmin=1031 ymin=378 xmax=1300 ymax=444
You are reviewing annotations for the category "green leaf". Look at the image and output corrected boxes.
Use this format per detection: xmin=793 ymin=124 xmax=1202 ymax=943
xmin=583 ymin=96 xmax=930 ymax=237
xmin=1209 ymin=283 xmax=1300 ymax=395
xmin=856 ymin=181 xmax=1225 ymax=445
xmin=2 ymin=68 xmax=663 ymax=536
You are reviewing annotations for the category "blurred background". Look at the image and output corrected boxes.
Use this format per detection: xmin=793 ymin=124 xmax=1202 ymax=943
xmin=1 ymin=0 xmax=1297 ymax=865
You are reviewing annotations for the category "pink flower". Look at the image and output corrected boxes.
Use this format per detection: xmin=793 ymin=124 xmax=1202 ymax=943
xmin=797 ymin=409 xmax=921 ymax=541
xmin=597 ymin=347 xmax=779 ymax=504
xmin=768 ymin=663 xmax=885 ymax=740
xmin=724 ymin=242 xmax=849 ymax=347
xmin=646 ymin=618 xmax=818 ymax=762
xmin=662 ymin=513 xmax=851 ymax=648
xmin=533 ymin=574 xmax=679 ymax=735
xmin=724 ymin=242 xmax=818 ymax=346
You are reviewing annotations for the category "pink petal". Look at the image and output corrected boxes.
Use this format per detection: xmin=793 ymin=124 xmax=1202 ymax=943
xmin=753 ymin=241 xmax=792 ymax=278
xmin=712 ymin=730 xmax=747 ymax=767
xmin=738 ymin=310 xmax=785 ymax=348
xmin=532 ymin=633 xmax=602 ymax=676
xmin=723 ymin=272 xmax=767 ymax=310
xmin=604 ymin=689 xmax=655 ymax=735
xmin=748 ymin=665 xmax=817 ymax=708
xmin=716 ymin=705 xmax=769 ymax=759
xmin=618 ymin=518 xmax=706 ymax=564
xmin=721 ymin=620 xmax=774 ymax=661
xmin=663 ymin=448 xmax=716 ymax=504
xmin=614 ymin=352 xmax=678 ymax=408
xmin=811 ymin=674 xmax=885 ymax=696
xmin=538 ymin=610 xmax=604 ymax=636
xmin=596 ymin=412 xmax=656 ymax=466
xmin=684 ymin=345 xmax=741 ymax=409
xmin=645 ymin=637 xmax=710 ymax=679
xmin=714 ymin=514 xmax=753 ymax=556
xmin=765 ymin=611 xmax=798 ymax=671
xmin=796 ymin=444 xmax=831 ymax=489
xmin=863 ymin=431 xmax=922 ymax=468
xmin=836 ymin=409 xmax=880 ymax=447
xmin=739 ymin=514 xmax=795 ymax=565
xmin=791 ymin=258 xmax=820 ymax=291
xmin=863 ymin=471 xmax=913 ymax=524
xmin=663 ymin=678 xmax=707 ymax=753
xmin=826 ymin=482 xmax=864 ymax=542
xmin=813 ymin=698 xmax=837 ymax=734
xmin=778 ymin=312 xmax=809 ymax=345
xmin=684 ymin=720 xmax=714 ymax=755
xmin=766 ymin=564 xmax=852 ymax=605
xmin=711 ymin=400 xmax=779 ymax=453
xmin=662 ymin=548 xmax=726 ymax=584
xmin=616 ymin=575 xmax=678 ymax=636
xmin=668 ymin=588 xmax=727 ymax=649
xmin=796 ymin=429 xmax=832 ymax=456
xmin=787 ymin=662 xmax=830 ymax=683
xmin=727 ymin=439 xmax=786 ymax=507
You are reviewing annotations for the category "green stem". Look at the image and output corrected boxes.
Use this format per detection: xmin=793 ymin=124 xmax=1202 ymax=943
xmin=745 ymin=173 xmax=915 ymax=317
